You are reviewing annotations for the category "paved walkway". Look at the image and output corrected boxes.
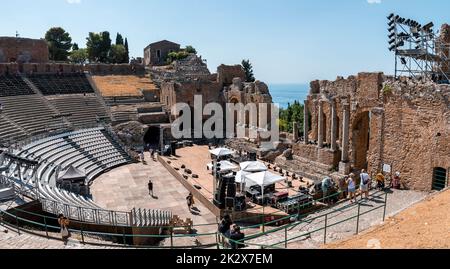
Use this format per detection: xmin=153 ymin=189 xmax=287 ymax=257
xmin=0 ymin=226 xmax=118 ymax=249
xmin=244 ymin=189 xmax=429 ymax=249
xmin=90 ymin=154 xmax=218 ymax=247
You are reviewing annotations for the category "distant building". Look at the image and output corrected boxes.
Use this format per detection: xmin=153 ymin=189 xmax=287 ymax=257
xmin=144 ymin=40 xmax=180 ymax=66
xmin=0 ymin=37 xmax=49 ymax=63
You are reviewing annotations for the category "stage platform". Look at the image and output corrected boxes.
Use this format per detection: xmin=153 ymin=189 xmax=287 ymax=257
xmin=159 ymin=145 xmax=316 ymax=225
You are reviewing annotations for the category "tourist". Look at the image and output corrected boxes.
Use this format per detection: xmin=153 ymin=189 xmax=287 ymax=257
xmin=346 ymin=174 xmax=357 ymax=203
xmin=218 ymin=215 xmax=233 ymax=237
xmin=321 ymin=177 xmax=333 ymax=203
xmin=57 ymin=214 xmax=70 ymax=245
xmin=392 ymin=172 xmax=401 ymax=189
xmin=339 ymin=176 xmax=348 ymax=199
xmin=229 ymin=225 xmax=245 ymax=249
xmin=186 ymin=193 xmax=194 ymax=211
xmin=148 ymin=179 xmax=154 ymax=197
xmin=139 ymin=151 xmax=145 ymax=163
xmin=360 ymin=169 xmax=371 ymax=200
xmin=376 ymin=173 xmax=385 ymax=190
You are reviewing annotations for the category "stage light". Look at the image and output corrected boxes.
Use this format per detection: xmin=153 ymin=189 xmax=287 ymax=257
xmin=388 ymin=20 xmax=395 ymax=27
xmin=388 ymin=26 xmax=395 ymax=32
xmin=387 ymin=13 xmax=395 ymax=20
xmin=400 ymin=58 xmax=407 ymax=65
xmin=388 ymin=32 xmax=396 ymax=39
xmin=389 ymin=39 xmax=396 ymax=45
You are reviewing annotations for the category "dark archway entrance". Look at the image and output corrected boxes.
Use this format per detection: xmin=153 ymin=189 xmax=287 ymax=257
xmin=144 ymin=126 xmax=161 ymax=149
xmin=432 ymin=167 xmax=447 ymax=191
xmin=352 ymin=112 xmax=371 ymax=170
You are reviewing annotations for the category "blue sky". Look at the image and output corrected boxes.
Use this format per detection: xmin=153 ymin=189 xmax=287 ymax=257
xmin=1 ymin=0 xmax=449 ymax=83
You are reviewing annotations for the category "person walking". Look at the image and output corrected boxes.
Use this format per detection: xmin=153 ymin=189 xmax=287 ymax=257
xmin=392 ymin=172 xmax=401 ymax=189
xmin=57 ymin=214 xmax=70 ymax=245
xmin=346 ymin=174 xmax=357 ymax=203
xmin=139 ymin=151 xmax=145 ymax=163
xmin=321 ymin=177 xmax=333 ymax=203
xmin=186 ymin=193 xmax=194 ymax=211
xmin=229 ymin=225 xmax=245 ymax=249
xmin=359 ymin=169 xmax=371 ymax=200
xmin=376 ymin=173 xmax=385 ymax=190
xmin=148 ymin=179 xmax=154 ymax=197
xmin=339 ymin=176 xmax=349 ymax=199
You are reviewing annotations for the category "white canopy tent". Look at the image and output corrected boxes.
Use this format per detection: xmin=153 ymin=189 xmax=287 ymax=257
xmin=209 ymin=148 xmax=235 ymax=158
xmin=235 ymin=170 xmax=251 ymax=184
xmin=244 ymin=171 xmax=286 ymax=197
xmin=208 ymin=160 xmax=239 ymax=173
xmin=239 ymin=161 xmax=268 ymax=173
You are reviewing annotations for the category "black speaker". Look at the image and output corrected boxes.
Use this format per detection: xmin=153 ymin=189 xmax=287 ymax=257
xmin=226 ymin=183 xmax=237 ymax=198
xmin=248 ymin=152 xmax=257 ymax=161
xmin=217 ymin=180 xmax=227 ymax=203
xmin=170 ymin=142 xmax=177 ymax=155
xmin=213 ymin=195 xmax=225 ymax=209
xmin=225 ymin=197 xmax=235 ymax=209
xmin=234 ymin=194 xmax=246 ymax=211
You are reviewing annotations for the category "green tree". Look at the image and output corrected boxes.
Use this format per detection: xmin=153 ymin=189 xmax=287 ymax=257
xmin=115 ymin=33 xmax=124 ymax=46
xmin=241 ymin=59 xmax=256 ymax=82
xmin=279 ymin=101 xmax=304 ymax=134
xmin=70 ymin=48 xmax=88 ymax=64
xmin=100 ymin=31 xmax=112 ymax=63
xmin=72 ymin=43 xmax=79 ymax=51
xmin=86 ymin=32 xmax=102 ymax=62
xmin=109 ymin=44 xmax=128 ymax=64
xmin=45 ymin=27 xmax=73 ymax=61
xmin=86 ymin=31 xmax=112 ymax=63
xmin=124 ymin=38 xmax=129 ymax=63
xmin=167 ymin=51 xmax=189 ymax=63
xmin=185 ymin=45 xmax=197 ymax=54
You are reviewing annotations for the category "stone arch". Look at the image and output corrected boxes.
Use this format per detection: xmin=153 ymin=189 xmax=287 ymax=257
xmin=144 ymin=126 xmax=161 ymax=149
xmin=352 ymin=111 xmax=371 ymax=170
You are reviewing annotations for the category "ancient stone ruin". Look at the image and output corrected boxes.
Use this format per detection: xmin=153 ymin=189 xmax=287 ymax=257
xmin=276 ymin=73 xmax=449 ymax=191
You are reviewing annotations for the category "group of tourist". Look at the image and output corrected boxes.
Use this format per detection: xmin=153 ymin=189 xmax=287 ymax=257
xmin=335 ymin=170 xmax=402 ymax=204
xmin=218 ymin=215 xmax=245 ymax=249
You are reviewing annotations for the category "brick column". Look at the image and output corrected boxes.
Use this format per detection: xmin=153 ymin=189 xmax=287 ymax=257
xmin=293 ymin=122 xmax=299 ymax=141
xmin=304 ymin=100 xmax=309 ymax=145
xmin=331 ymin=99 xmax=338 ymax=152
xmin=339 ymin=102 xmax=351 ymax=175
xmin=317 ymin=100 xmax=324 ymax=148
xmin=341 ymin=103 xmax=350 ymax=162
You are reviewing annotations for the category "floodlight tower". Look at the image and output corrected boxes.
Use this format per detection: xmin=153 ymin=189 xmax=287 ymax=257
xmin=387 ymin=13 xmax=450 ymax=83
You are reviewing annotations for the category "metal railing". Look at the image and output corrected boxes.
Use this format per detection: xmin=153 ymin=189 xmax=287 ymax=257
xmin=0 ymin=207 xmax=218 ymax=249
xmin=225 ymin=190 xmax=389 ymax=249
xmin=40 ymin=198 xmax=132 ymax=227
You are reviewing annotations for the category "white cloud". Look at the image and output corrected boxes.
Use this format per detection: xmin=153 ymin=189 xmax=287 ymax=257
xmin=367 ymin=0 xmax=382 ymax=4
xmin=66 ymin=0 xmax=81 ymax=4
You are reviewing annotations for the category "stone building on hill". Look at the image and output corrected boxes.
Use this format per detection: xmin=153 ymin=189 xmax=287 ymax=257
xmin=144 ymin=40 xmax=180 ymax=66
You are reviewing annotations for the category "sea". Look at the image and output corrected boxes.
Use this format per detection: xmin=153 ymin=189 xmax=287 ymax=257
xmin=268 ymin=84 xmax=309 ymax=109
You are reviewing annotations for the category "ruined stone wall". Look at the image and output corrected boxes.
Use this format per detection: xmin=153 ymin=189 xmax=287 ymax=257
xmin=292 ymin=144 xmax=340 ymax=167
xmin=0 ymin=62 xmax=144 ymax=75
xmin=438 ymin=24 xmax=450 ymax=74
xmin=378 ymin=80 xmax=450 ymax=190
xmin=303 ymin=73 xmax=449 ymax=190
xmin=161 ymin=80 xmax=222 ymax=120
xmin=217 ymin=64 xmax=246 ymax=87
xmin=0 ymin=37 xmax=49 ymax=63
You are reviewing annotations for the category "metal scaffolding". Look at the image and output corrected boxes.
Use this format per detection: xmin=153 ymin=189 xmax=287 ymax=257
xmin=387 ymin=13 xmax=450 ymax=83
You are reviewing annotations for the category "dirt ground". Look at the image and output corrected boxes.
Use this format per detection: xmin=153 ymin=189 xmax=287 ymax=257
xmin=325 ymin=189 xmax=450 ymax=249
